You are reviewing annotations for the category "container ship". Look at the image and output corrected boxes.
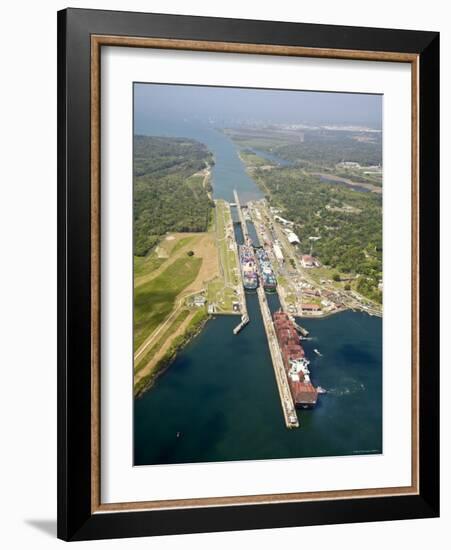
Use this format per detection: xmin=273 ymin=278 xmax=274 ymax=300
xmin=239 ymin=244 xmax=258 ymax=291
xmin=255 ymin=247 xmax=277 ymax=292
xmin=273 ymin=310 xmax=318 ymax=408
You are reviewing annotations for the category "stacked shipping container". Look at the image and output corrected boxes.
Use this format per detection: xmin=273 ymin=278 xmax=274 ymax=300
xmin=273 ymin=311 xmax=318 ymax=408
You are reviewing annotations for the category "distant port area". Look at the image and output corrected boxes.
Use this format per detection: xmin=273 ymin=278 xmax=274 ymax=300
xmin=220 ymin=189 xmax=382 ymax=320
xmin=246 ymin=199 xmax=382 ymax=319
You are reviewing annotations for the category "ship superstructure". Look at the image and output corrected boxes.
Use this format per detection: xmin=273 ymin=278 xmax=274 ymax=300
xmin=255 ymin=247 xmax=277 ymax=292
xmin=239 ymin=243 xmax=258 ymax=291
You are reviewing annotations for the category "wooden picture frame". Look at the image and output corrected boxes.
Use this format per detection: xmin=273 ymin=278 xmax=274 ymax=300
xmin=57 ymin=7 xmax=439 ymax=541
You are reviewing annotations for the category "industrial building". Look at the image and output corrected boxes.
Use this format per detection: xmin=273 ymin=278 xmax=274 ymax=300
xmin=286 ymin=230 xmax=300 ymax=245
xmin=301 ymin=254 xmax=319 ymax=268
xmin=273 ymin=243 xmax=284 ymax=263
xmin=274 ymin=215 xmax=294 ymax=227
xmin=301 ymin=303 xmax=321 ymax=312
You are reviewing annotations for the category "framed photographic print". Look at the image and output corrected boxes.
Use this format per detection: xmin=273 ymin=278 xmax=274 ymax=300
xmin=57 ymin=8 xmax=440 ymax=541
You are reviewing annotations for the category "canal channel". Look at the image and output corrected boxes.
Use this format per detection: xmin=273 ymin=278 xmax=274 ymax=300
xmin=134 ymin=119 xmax=382 ymax=466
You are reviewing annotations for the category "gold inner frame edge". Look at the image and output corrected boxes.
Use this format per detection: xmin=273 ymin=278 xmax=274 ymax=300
xmin=90 ymin=35 xmax=420 ymax=514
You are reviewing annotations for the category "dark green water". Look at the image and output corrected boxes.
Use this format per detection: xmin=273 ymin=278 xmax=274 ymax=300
xmin=134 ymin=310 xmax=382 ymax=465
xmin=134 ymin=115 xmax=382 ymax=466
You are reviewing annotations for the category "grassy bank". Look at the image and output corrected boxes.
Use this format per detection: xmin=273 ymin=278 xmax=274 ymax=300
xmin=238 ymin=149 xmax=271 ymax=167
xmin=134 ymin=254 xmax=166 ymax=279
xmin=134 ymin=308 xmax=191 ymax=374
xmin=134 ymin=308 xmax=209 ymax=397
xmin=134 ymin=255 xmax=202 ymax=351
xmin=215 ymin=200 xmax=239 ymax=286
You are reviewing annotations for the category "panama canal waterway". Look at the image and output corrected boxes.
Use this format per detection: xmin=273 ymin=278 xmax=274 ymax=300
xmin=133 ymin=117 xmax=382 ymax=466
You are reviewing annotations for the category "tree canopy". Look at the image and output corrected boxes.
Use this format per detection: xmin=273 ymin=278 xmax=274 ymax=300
xmin=134 ymin=135 xmax=214 ymax=256
xmin=253 ymin=166 xmax=382 ymax=303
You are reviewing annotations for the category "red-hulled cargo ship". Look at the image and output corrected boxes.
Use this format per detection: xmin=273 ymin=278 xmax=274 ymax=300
xmin=273 ymin=310 xmax=318 ymax=408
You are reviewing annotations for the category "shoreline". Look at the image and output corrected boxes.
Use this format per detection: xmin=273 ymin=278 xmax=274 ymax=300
xmin=134 ymin=312 xmax=210 ymax=398
xmin=134 ymin=195 xmax=242 ymax=398
xmin=134 ymin=138 xmax=382 ymax=398
xmin=296 ymin=306 xmax=382 ymax=320
xmin=235 ymin=145 xmax=382 ymax=195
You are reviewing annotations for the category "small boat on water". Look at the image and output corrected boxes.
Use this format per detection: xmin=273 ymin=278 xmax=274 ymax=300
xmin=314 ymin=349 xmax=322 ymax=357
xmin=317 ymin=386 xmax=327 ymax=394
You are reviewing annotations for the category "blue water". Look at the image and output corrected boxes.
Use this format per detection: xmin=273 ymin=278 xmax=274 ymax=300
xmin=134 ymin=115 xmax=382 ymax=466
xmin=134 ymin=310 xmax=382 ymax=465
xmin=135 ymin=116 xmax=263 ymax=203
xmin=246 ymin=220 xmax=259 ymax=245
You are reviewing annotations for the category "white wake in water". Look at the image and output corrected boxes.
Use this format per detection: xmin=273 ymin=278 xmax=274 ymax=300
xmin=323 ymin=382 xmax=366 ymax=397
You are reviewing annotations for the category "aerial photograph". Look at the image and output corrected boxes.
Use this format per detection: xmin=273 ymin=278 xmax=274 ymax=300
xmin=133 ymin=83 xmax=383 ymax=466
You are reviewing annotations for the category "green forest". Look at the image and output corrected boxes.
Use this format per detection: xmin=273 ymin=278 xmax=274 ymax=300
xmin=253 ymin=167 xmax=383 ymax=303
xmin=228 ymin=129 xmax=382 ymax=171
xmin=270 ymin=132 xmax=381 ymax=168
xmin=134 ymin=135 xmax=214 ymax=256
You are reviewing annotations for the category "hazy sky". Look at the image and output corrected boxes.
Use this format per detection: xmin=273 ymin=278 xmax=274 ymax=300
xmin=134 ymin=83 xmax=382 ymax=128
